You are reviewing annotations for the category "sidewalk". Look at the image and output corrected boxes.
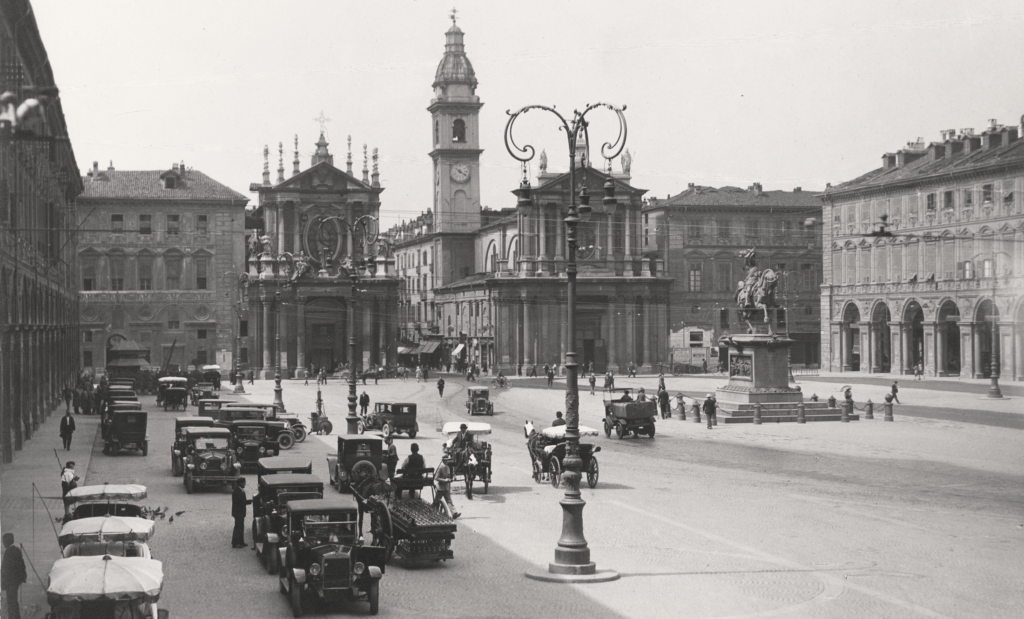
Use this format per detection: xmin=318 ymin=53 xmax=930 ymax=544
xmin=0 ymin=406 xmax=102 ymax=619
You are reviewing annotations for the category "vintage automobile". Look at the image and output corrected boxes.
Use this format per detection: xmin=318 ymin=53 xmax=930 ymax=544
xmin=223 ymin=403 xmax=307 ymax=445
xmin=202 ymin=365 xmax=223 ymax=389
xmin=602 ymin=388 xmax=658 ymax=439
xmin=104 ymin=411 xmax=149 ymax=456
xmin=258 ymin=456 xmax=314 ymax=478
xmin=441 ymin=421 xmax=492 ymax=496
xmin=197 ymin=398 xmax=238 ymax=418
xmin=108 ymin=402 xmax=143 ymax=413
xmin=181 ymin=426 xmax=242 ymax=494
xmin=252 ymin=473 xmax=324 ymax=574
xmin=190 ymin=382 xmax=217 ymax=406
xmin=157 ymin=376 xmax=189 ymax=405
xmin=58 ymin=515 xmax=155 ymax=559
xmin=224 ymin=419 xmax=282 ymax=470
xmin=525 ymin=421 xmax=601 ymax=489
xmin=327 ymin=435 xmax=383 ymax=494
xmin=163 ymin=387 xmax=189 ymax=411
xmin=45 ymin=556 xmax=169 ymax=619
xmin=107 ymin=390 xmax=139 ymax=405
xmin=357 ymin=403 xmax=418 ymax=438
xmin=465 ymin=388 xmax=493 ymax=416
xmin=277 ymin=497 xmax=386 ymax=616
xmin=215 ymin=406 xmax=296 ymax=450
xmin=65 ymin=484 xmax=148 ymax=521
xmin=171 ymin=416 xmax=216 ymax=476
xmin=109 ymin=378 xmax=136 ymax=389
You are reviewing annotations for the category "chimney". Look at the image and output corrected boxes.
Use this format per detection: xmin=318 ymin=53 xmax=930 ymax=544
xmin=983 ymin=129 xmax=1002 ymax=150
xmin=882 ymin=153 xmax=897 ymax=169
xmin=92 ymin=161 xmax=99 ymax=174
xmin=687 ymin=182 xmax=695 ymax=190
xmin=749 ymin=182 xmax=763 ymax=196
xmin=793 ymin=187 xmax=802 ymax=193
xmin=928 ymin=142 xmax=944 ymax=161
xmin=989 ymin=118 xmax=999 ymax=130
xmin=172 ymin=163 xmax=179 ymax=173
xmin=180 ymin=160 xmax=185 ymax=173
xmin=107 ymin=160 xmax=114 ymax=173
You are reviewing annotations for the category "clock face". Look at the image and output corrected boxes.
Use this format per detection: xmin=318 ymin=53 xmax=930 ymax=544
xmin=451 ymin=162 xmax=471 ymax=183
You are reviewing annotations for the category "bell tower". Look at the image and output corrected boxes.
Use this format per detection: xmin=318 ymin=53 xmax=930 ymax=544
xmin=428 ymin=11 xmax=482 ymax=233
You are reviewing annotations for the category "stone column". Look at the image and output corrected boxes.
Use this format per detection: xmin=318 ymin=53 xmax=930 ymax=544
xmin=625 ymin=297 xmax=636 ymax=370
xmin=522 ymin=298 xmax=532 ymax=366
xmin=261 ymin=292 xmax=273 ymax=379
xmin=541 ymin=303 xmax=551 ymax=366
xmin=607 ymin=298 xmax=618 ymax=371
xmin=295 ymin=297 xmax=306 ymax=378
xmin=554 ymin=210 xmax=565 ymax=274
xmin=1015 ymin=322 xmax=1024 ymax=381
xmin=860 ymin=327 xmax=870 ymax=373
xmin=889 ymin=322 xmax=903 ymax=375
xmin=841 ymin=324 xmax=853 ymax=371
xmin=936 ymin=322 xmax=947 ymax=376
xmin=642 ymin=299 xmax=652 ymax=370
xmin=958 ymin=322 xmax=973 ymax=378
xmin=363 ymin=297 xmax=374 ymax=370
xmin=277 ymin=205 xmax=286 ymax=258
xmin=870 ymin=323 xmax=881 ymax=372
xmin=606 ymin=213 xmax=615 ymax=271
xmin=901 ymin=323 xmax=913 ymax=374
xmin=973 ymin=322 xmax=984 ymax=378
xmin=624 ymin=205 xmax=633 ymax=274
xmin=536 ymin=207 xmax=549 ymax=274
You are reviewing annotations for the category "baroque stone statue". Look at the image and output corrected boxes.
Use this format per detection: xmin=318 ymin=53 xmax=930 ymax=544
xmin=735 ymin=248 xmax=779 ymax=334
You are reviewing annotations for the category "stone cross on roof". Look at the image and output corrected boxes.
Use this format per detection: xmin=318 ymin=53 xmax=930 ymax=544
xmin=313 ymin=110 xmax=331 ymax=136
xmin=450 ymin=6 xmax=458 ymax=25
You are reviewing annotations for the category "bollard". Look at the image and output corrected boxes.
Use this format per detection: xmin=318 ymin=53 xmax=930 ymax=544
xmin=884 ymin=401 xmax=894 ymax=422
xmin=841 ymin=401 xmax=850 ymax=422
xmin=753 ymin=403 xmax=762 ymax=425
xmin=828 ymin=395 xmax=836 ymax=408
xmin=865 ymin=400 xmax=874 ymax=420
xmin=676 ymin=394 xmax=686 ymax=420
xmin=797 ymin=402 xmax=806 ymax=424
xmin=692 ymin=401 xmax=701 ymax=424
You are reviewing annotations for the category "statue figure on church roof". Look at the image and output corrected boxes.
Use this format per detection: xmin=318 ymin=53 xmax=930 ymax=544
xmin=539 ymin=149 xmax=547 ymax=172
xmin=621 ymin=148 xmax=632 ymax=175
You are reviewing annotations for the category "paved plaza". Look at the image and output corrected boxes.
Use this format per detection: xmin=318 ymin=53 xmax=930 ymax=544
xmin=2 ymin=371 xmax=1021 ymax=618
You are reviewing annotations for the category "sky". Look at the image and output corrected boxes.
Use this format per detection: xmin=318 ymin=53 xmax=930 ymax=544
xmin=34 ymin=0 xmax=1024 ymax=228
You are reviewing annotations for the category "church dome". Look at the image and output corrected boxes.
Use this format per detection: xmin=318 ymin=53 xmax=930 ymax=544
xmin=433 ymin=24 xmax=477 ymax=88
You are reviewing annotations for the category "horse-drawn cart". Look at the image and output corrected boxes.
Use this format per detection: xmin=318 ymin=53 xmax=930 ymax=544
xmin=366 ymin=486 xmax=457 ymax=564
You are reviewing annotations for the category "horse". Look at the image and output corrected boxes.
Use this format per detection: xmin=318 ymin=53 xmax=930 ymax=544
xmin=737 ymin=268 xmax=779 ymax=334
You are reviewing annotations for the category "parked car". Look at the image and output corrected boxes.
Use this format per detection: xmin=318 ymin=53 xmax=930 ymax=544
xmin=277 ymin=497 xmax=386 ymax=616
xmin=252 ymin=473 xmax=324 ymax=574
xmin=104 ymin=411 xmax=149 ymax=456
xmin=224 ymin=419 xmax=282 ymax=470
xmin=181 ymin=426 xmax=242 ymax=494
xmin=157 ymin=376 xmax=188 ymax=406
xmin=214 ymin=406 xmax=296 ymax=450
xmin=358 ymin=403 xmax=418 ymax=438
xmin=171 ymin=416 xmax=216 ymax=476
xmin=65 ymin=484 xmax=147 ymax=521
xmin=58 ymin=515 xmax=155 ymax=559
xmin=258 ymin=456 xmax=314 ymax=478
xmin=327 ymin=435 xmax=383 ymax=494
xmin=225 ymin=402 xmax=308 ymax=444
xmin=198 ymin=398 xmax=238 ymax=417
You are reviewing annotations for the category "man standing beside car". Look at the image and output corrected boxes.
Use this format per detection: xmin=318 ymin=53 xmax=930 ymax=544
xmin=231 ymin=478 xmax=251 ymax=548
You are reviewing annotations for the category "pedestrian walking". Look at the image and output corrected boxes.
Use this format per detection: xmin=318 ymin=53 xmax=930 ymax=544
xmin=517 ymin=363 xmax=522 ymax=377
xmin=658 ymin=388 xmax=670 ymax=419
xmin=231 ymin=478 xmax=251 ymax=548
xmin=546 ymin=366 xmax=554 ymax=388
xmin=320 ymin=368 xmax=327 ymax=385
xmin=384 ymin=436 xmax=399 ymax=482
xmin=432 ymin=458 xmax=460 ymax=519
xmin=702 ymin=394 xmax=717 ymax=429
xmin=248 ymin=369 xmax=254 ymax=385
xmin=588 ymin=361 xmax=594 ymax=374
xmin=59 ymin=411 xmax=76 ymax=451
xmin=416 ymin=366 xmax=423 ymax=382
xmin=304 ymin=370 xmax=309 ymax=386
xmin=628 ymin=361 xmax=637 ymax=378
xmin=359 ymin=391 xmax=370 ymax=416
xmin=914 ymin=362 xmax=922 ymax=380
xmin=437 ymin=377 xmax=445 ymax=398
xmin=62 ymin=386 xmax=73 ymax=413
xmin=589 ymin=373 xmax=596 ymax=395
xmin=73 ymin=387 xmax=82 ymax=415
xmin=891 ymin=381 xmax=900 ymax=404
xmin=658 ymin=373 xmax=666 ymax=392
xmin=702 ymin=359 xmax=708 ymax=374
xmin=60 ymin=461 xmax=79 ymax=519
xmin=2 ymin=533 xmax=27 ymax=619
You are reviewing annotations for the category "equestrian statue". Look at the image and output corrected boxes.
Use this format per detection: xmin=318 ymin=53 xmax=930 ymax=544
xmin=735 ymin=248 xmax=780 ymax=334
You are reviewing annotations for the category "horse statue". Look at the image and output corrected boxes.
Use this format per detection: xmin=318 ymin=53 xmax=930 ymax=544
xmin=735 ymin=248 xmax=780 ymax=334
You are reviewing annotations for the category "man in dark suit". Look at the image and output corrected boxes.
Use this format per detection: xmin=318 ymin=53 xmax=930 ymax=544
xmin=231 ymin=478 xmax=251 ymax=548
xmin=2 ymin=533 xmax=26 ymax=619
xmin=59 ymin=411 xmax=76 ymax=451
xmin=702 ymin=394 xmax=717 ymax=429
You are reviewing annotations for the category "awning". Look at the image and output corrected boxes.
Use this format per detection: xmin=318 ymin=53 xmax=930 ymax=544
xmin=418 ymin=341 xmax=440 ymax=354
xmin=451 ymin=343 xmax=465 ymax=357
xmin=397 ymin=346 xmax=414 ymax=355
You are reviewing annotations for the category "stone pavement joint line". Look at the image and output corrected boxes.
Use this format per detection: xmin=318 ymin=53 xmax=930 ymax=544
xmin=609 ymin=500 xmax=953 ymax=619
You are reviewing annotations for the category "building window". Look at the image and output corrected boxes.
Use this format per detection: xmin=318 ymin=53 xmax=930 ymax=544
xmin=196 ymin=258 xmax=208 ymax=290
xmin=688 ymin=263 xmax=702 ymax=292
xmin=165 ymin=255 xmax=182 ymax=289
xmin=167 ymin=214 xmax=180 ymax=235
xmin=962 ymin=260 xmax=974 ymax=279
xmin=82 ymin=260 xmax=96 ymax=291
xmin=240 ymin=320 xmax=248 ymax=337
xmin=197 ymin=329 xmax=207 ymax=340
xmin=197 ymin=215 xmax=208 ymax=234
xmin=689 ymin=220 xmax=703 ymax=238
xmin=109 ymin=254 xmax=125 ymax=291
xmin=982 ymin=259 xmax=994 ymax=278
xmin=982 ymin=184 xmax=993 ymax=204
xmin=800 ymin=263 xmax=816 ymax=290
xmin=963 ymin=188 xmax=973 ymax=207
xmin=164 ymin=176 xmax=176 ymax=189
xmin=139 ymin=214 xmax=152 ymax=235
xmin=943 ymin=191 xmax=954 ymax=209
xmin=83 ymin=331 xmax=93 ymax=343
xmin=83 ymin=351 xmax=93 ymax=367
xmin=434 ymin=120 xmax=439 ymax=145
xmin=138 ymin=256 xmax=153 ymax=290
xmin=167 ymin=320 xmax=180 ymax=330
xmin=111 ymin=214 xmax=124 ymax=232
xmin=196 ymin=349 xmax=208 ymax=365
xmin=240 ymin=347 xmax=248 ymax=364
xmin=777 ymin=308 xmax=787 ymax=329
xmin=926 ymin=193 xmax=936 ymax=211
xmin=452 ymin=119 xmax=466 ymax=143
xmin=719 ymin=308 xmax=729 ymax=329
xmin=715 ymin=262 xmax=732 ymax=292
xmin=689 ymin=331 xmax=704 ymax=348
xmin=1003 ymin=181 xmax=1015 ymax=209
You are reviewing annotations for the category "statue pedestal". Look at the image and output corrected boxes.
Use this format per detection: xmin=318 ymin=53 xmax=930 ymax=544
xmin=716 ymin=334 xmax=851 ymax=422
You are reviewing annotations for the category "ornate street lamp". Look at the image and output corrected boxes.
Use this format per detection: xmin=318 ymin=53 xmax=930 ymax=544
xmin=311 ymin=213 xmax=381 ymax=434
xmin=506 ymin=102 xmax=626 ymax=583
xmin=274 ymin=288 xmax=286 ymax=413
xmin=968 ymin=251 xmax=1011 ymax=399
xmin=221 ymin=271 xmax=250 ymax=394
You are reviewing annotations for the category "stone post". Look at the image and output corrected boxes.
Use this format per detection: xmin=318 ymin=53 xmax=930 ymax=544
xmin=884 ymin=401 xmax=894 ymax=421
xmin=796 ymin=402 xmax=806 ymax=424
xmin=753 ymin=403 xmax=762 ymax=425
xmin=691 ymin=401 xmax=701 ymax=423
xmin=841 ymin=400 xmax=851 ymax=422
xmin=865 ymin=399 xmax=874 ymax=420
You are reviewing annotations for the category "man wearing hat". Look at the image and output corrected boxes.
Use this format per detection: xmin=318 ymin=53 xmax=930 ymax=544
xmin=702 ymin=394 xmax=717 ymax=429
xmin=61 ymin=462 xmax=79 ymax=519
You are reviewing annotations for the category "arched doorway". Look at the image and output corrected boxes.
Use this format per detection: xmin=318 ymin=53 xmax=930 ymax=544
xmin=304 ymin=298 xmax=346 ymax=373
xmin=870 ymin=302 xmax=891 ymax=373
xmin=937 ymin=300 xmax=961 ymax=376
xmin=975 ymin=298 xmax=999 ymax=378
xmin=842 ymin=303 xmax=861 ymax=371
xmin=903 ymin=300 xmax=924 ymax=373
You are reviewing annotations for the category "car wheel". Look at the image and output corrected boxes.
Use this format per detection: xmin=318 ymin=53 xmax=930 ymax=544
xmin=549 ymin=457 xmax=561 ymax=489
xmin=141 ymin=441 xmax=148 ymax=457
xmin=290 ymin=573 xmax=303 ymax=618
xmin=381 ymin=423 xmax=392 ymax=438
xmin=615 ymin=424 xmax=624 ymax=439
xmin=357 ymin=421 xmax=365 ymax=435
xmin=278 ymin=431 xmax=295 ymax=451
xmin=408 ymin=430 xmax=416 ymax=439
xmin=368 ymin=580 xmax=379 ymax=615
xmin=292 ymin=425 xmax=307 ymax=443
xmin=279 ymin=570 xmax=288 ymax=594
xmin=320 ymin=420 xmax=333 ymax=435
xmin=604 ymin=421 xmax=611 ymax=438
xmin=184 ymin=472 xmax=194 ymax=494
xmin=267 ymin=543 xmax=279 ymax=575
xmin=649 ymin=424 xmax=656 ymax=438
xmin=587 ymin=457 xmax=599 ymax=489
xmin=171 ymin=456 xmax=182 ymax=477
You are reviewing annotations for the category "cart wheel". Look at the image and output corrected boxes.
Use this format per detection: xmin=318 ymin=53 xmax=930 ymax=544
xmin=357 ymin=420 xmax=365 ymax=434
xmin=368 ymin=580 xmax=380 ymax=615
xmin=488 ymin=405 xmax=493 ymax=416
xmin=408 ymin=430 xmax=416 ymax=439
xmin=278 ymin=431 xmax=295 ymax=450
xmin=587 ymin=457 xmax=599 ymax=489
xmin=483 ymin=474 xmax=489 ymax=494
xmin=142 ymin=441 xmax=148 ymax=457
xmin=370 ymin=501 xmax=395 ymax=563
xmin=649 ymin=423 xmax=656 ymax=438
xmin=381 ymin=423 xmax=392 ymax=438
xmin=615 ymin=423 xmax=624 ymax=439
xmin=320 ymin=420 xmax=333 ymax=436
xmin=532 ymin=461 xmax=542 ymax=483
xmin=172 ymin=456 xmax=182 ymax=477
xmin=290 ymin=573 xmax=303 ymax=617
xmin=549 ymin=457 xmax=561 ymax=488
xmin=184 ymin=472 xmax=194 ymax=494
xmin=292 ymin=425 xmax=307 ymax=443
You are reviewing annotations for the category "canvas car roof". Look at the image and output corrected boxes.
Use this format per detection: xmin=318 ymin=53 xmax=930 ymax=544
xmin=258 ymin=456 xmax=312 ymax=471
xmin=286 ymin=496 xmax=358 ymax=515
xmin=259 ymin=473 xmax=323 ymax=488
xmin=176 ymin=416 xmax=215 ymax=425
xmin=182 ymin=426 xmax=231 ymax=437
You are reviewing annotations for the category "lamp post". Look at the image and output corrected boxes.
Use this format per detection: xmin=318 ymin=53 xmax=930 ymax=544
xmin=966 ymin=252 xmax=1011 ymax=399
xmin=311 ymin=213 xmax=381 ymax=434
xmin=273 ymin=288 xmax=286 ymax=413
xmin=506 ymin=102 xmax=626 ymax=583
xmin=221 ymin=271 xmax=250 ymax=394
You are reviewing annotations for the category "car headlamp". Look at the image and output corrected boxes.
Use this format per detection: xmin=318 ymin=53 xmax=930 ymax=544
xmin=353 ymin=562 xmax=365 ymax=575
xmin=259 ymin=446 xmax=266 ymax=454
xmin=309 ymin=562 xmax=322 ymax=576
xmin=200 ymin=462 xmax=208 ymax=470
xmin=236 ymin=447 xmax=243 ymax=454
xmin=221 ymin=460 xmax=229 ymax=471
